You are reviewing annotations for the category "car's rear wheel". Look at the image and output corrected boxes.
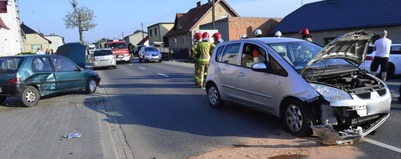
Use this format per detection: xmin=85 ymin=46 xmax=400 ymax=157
xmin=206 ymin=83 xmax=225 ymax=108
xmin=86 ymin=78 xmax=97 ymax=94
xmin=281 ymin=99 xmax=312 ymax=137
xmin=0 ymin=96 xmax=6 ymax=104
xmin=139 ymin=57 xmax=142 ymax=63
xmin=20 ymin=86 xmax=40 ymax=107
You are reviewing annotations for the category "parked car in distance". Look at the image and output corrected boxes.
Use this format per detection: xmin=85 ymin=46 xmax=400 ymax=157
xmin=359 ymin=44 xmax=401 ymax=77
xmin=138 ymin=46 xmax=162 ymax=63
xmin=91 ymin=49 xmax=117 ymax=69
xmin=205 ymin=30 xmax=391 ymax=144
xmin=0 ymin=54 xmax=101 ymax=107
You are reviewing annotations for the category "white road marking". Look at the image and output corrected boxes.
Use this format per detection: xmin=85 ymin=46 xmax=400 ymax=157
xmin=157 ymin=73 xmax=169 ymax=78
xmin=139 ymin=67 xmax=146 ymax=70
xmin=364 ymin=138 xmax=401 ymax=153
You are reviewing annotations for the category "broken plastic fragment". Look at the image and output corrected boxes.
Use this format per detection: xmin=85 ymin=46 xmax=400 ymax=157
xmin=63 ymin=133 xmax=82 ymax=139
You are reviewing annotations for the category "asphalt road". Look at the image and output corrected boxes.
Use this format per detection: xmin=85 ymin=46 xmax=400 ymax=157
xmin=97 ymin=59 xmax=401 ymax=159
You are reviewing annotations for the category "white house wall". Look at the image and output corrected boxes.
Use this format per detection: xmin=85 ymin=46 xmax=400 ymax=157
xmin=0 ymin=0 xmax=23 ymax=56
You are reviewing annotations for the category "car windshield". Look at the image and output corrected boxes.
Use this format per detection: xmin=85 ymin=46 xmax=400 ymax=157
xmin=145 ymin=47 xmax=158 ymax=52
xmin=94 ymin=50 xmax=113 ymax=56
xmin=0 ymin=57 xmax=23 ymax=73
xmin=267 ymin=41 xmax=330 ymax=70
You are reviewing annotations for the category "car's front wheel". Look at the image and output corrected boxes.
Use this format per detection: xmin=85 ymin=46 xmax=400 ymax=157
xmin=206 ymin=83 xmax=225 ymax=108
xmin=20 ymin=86 xmax=40 ymax=107
xmin=86 ymin=78 xmax=97 ymax=94
xmin=281 ymin=99 xmax=312 ymax=137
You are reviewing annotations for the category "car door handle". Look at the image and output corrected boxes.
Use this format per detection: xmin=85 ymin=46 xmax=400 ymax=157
xmin=216 ymin=68 xmax=221 ymax=71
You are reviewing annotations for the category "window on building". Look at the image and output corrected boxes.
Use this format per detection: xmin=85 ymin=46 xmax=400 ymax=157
xmin=155 ymin=28 xmax=158 ymax=35
xmin=174 ymin=38 xmax=177 ymax=46
xmin=149 ymin=30 xmax=153 ymax=36
xmin=182 ymin=37 xmax=186 ymax=45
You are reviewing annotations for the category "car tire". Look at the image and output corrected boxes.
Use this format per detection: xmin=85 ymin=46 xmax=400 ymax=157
xmin=159 ymin=60 xmax=162 ymax=63
xmin=139 ymin=57 xmax=142 ymax=63
xmin=281 ymin=99 xmax=312 ymax=137
xmin=20 ymin=86 xmax=40 ymax=107
xmin=206 ymin=83 xmax=225 ymax=108
xmin=86 ymin=78 xmax=97 ymax=94
xmin=0 ymin=96 xmax=6 ymax=104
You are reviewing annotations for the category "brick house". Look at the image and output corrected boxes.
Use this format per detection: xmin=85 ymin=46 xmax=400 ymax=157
xmin=200 ymin=17 xmax=282 ymax=40
xmin=271 ymin=0 xmax=401 ymax=46
xmin=164 ymin=0 xmax=239 ymax=59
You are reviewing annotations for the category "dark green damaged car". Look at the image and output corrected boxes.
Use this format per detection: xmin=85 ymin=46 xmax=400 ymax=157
xmin=0 ymin=54 xmax=100 ymax=107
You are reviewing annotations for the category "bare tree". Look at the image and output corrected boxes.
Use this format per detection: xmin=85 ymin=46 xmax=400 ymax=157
xmin=64 ymin=0 xmax=96 ymax=43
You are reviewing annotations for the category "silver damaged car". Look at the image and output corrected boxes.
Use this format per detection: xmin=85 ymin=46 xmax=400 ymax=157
xmin=205 ymin=30 xmax=391 ymax=145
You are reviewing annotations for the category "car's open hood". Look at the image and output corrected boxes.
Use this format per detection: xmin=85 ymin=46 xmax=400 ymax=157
xmin=56 ymin=42 xmax=86 ymax=68
xmin=303 ymin=30 xmax=376 ymax=73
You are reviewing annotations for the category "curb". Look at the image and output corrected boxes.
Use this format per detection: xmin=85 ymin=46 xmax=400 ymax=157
xmin=97 ymin=86 xmax=135 ymax=159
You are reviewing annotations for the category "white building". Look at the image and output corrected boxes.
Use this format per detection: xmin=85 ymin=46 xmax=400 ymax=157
xmin=45 ymin=34 xmax=65 ymax=52
xmin=0 ymin=0 xmax=24 ymax=56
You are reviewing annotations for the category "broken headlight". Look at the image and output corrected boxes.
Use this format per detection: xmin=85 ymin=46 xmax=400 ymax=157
xmin=310 ymin=83 xmax=352 ymax=101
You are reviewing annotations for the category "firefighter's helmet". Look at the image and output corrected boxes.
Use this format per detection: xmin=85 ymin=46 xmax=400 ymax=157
xmin=299 ymin=28 xmax=310 ymax=35
xmin=275 ymin=31 xmax=282 ymax=37
xmin=194 ymin=32 xmax=202 ymax=41
xmin=202 ymin=32 xmax=210 ymax=40
xmin=212 ymin=32 xmax=221 ymax=40
xmin=254 ymin=29 xmax=262 ymax=37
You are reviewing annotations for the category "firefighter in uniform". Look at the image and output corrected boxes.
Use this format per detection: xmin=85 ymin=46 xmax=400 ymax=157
xmin=191 ymin=32 xmax=202 ymax=85
xmin=299 ymin=28 xmax=313 ymax=42
xmin=195 ymin=32 xmax=215 ymax=88
xmin=212 ymin=32 xmax=223 ymax=45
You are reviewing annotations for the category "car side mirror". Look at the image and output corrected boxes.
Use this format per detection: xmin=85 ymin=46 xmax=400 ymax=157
xmin=251 ymin=62 xmax=268 ymax=72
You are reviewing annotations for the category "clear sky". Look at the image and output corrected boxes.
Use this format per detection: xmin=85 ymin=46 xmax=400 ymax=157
xmin=18 ymin=0 xmax=322 ymax=43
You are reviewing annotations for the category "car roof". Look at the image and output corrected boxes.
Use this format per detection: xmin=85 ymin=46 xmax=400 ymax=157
xmin=0 ymin=54 xmax=64 ymax=58
xmin=227 ymin=37 xmax=305 ymax=44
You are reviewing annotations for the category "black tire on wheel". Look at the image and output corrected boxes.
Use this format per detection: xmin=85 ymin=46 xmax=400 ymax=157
xmin=379 ymin=63 xmax=395 ymax=79
xmin=206 ymin=83 xmax=225 ymax=108
xmin=139 ymin=57 xmax=142 ymax=63
xmin=86 ymin=78 xmax=97 ymax=94
xmin=0 ymin=96 xmax=6 ymax=104
xmin=281 ymin=99 xmax=312 ymax=137
xmin=20 ymin=86 xmax=40 ymax=107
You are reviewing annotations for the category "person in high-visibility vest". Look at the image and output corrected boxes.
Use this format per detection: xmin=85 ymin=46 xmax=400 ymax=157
xmin=191 ymin=32 xmax=202 ymax=86
xmin=195 ymin=32 xmax=215 ymax=88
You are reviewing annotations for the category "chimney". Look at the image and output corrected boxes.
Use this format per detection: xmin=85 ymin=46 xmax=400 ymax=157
xmin=197 ymin=1 xmax=201 ymax=7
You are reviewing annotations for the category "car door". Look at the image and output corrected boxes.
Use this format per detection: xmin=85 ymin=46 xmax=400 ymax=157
xmin=215 ymin=43 xmax=241 ymax=100
xmin=236 ymin=43 xmax=287 ymax=112
xmin=30 ymin=57 xmax=56 ymax=95
xmin=51 ymin=56 xmax=85 ymax=91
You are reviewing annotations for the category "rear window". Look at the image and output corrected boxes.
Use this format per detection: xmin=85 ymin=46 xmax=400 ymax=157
xmin=94 ymin=50 xmax=113 ymax=56
xmin=145 ymin=47 xmax=158 ymax=52
xmin=0 ymin=57 xmax=23 ymax=73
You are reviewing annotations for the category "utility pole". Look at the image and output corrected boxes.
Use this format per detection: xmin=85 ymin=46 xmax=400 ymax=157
xmin=212 ymin=0 xmax=215 ymax=29
xmin=141 ymin=22 xmax=144 ymax=39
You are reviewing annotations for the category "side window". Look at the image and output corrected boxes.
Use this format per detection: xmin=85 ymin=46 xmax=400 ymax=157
xmin=241 ymin=43 xmax=266 ymax=68
xmin=51 ymin=57 xmax=78 ymax=72
xmin=391 ymin=46 xmax=401 ymax=54
xmin=215 ymin=45 xmax=225 ymax=62
xmin=220 ymin=43 xmax=241 ymax=65
xmin=32 ymin=57 xmax=53 ymax=72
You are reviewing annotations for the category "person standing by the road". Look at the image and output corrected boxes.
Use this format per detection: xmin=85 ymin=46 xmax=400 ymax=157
xmin=299 ymin=28 xmax=313 ymax=42
xmin=191 ymin=32 xmax=202 ymax=86
xmin=212 ymin=32 xmax=223 ymax=45
xmin=195 ymin=32 xmax=215 ymax=88
xmin=370 ymin=30 xmax=392 ymax=81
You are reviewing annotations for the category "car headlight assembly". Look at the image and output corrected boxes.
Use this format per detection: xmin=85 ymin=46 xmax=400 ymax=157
xmin=310 ymin=83 xmax=352 ymax=101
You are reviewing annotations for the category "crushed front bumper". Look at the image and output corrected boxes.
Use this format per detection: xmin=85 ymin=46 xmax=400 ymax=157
xmin=311 ymin=113 xmax=389 ymax=145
